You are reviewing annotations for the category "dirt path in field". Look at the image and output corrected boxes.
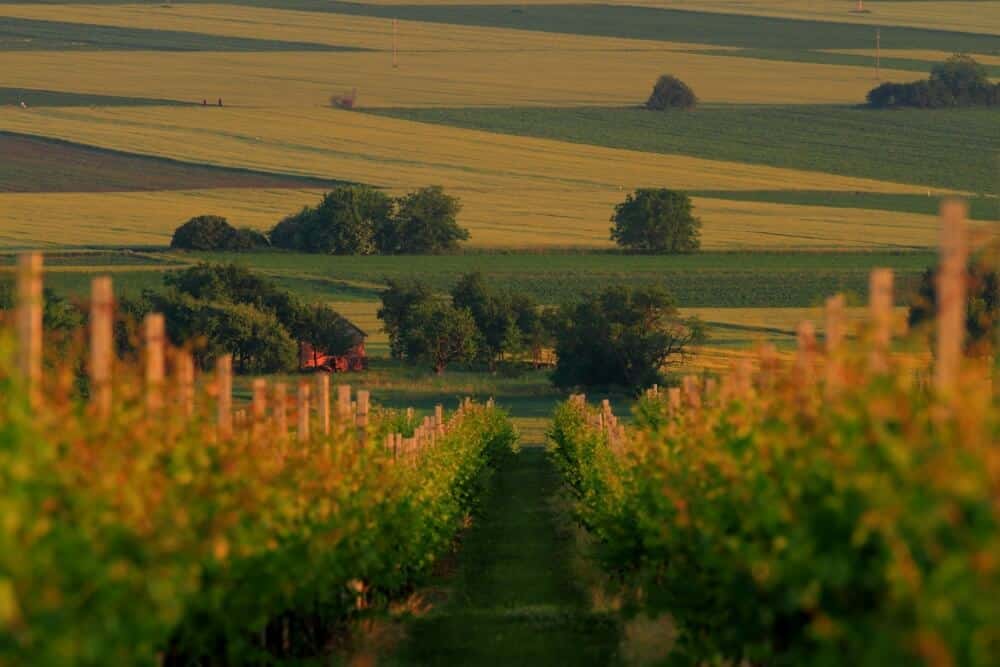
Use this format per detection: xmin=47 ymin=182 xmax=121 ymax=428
xmin=387 ymin=443 xmax=621 ymax=666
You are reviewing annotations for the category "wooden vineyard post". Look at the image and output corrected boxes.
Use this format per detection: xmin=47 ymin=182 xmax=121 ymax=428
xmin=274 ymin=383 xmax=288 ymax=441
xmin=216 ymin=355 xmax=233 ymax=440
xmin=144 ymin=314 xmax=165 ymax=414
xmin=796 ymin=321 xmax=817 ymax=389
xmin=337 ymin=385 xmax=352 ymax=436
xmin=176 ymin=350 xmax=195 ymax=418
xmin=824 ymin=294 xmax=846 ymax=397
xmin=936 ymin=199 xmax=968 ymax=395
xmin=297 ymin=381 xmax=310 ymax=443
xmin=89 ymin=276 xmax=114 ymax=419
xmin=667 ymin=387 xmax=681 ymax=416
xmin=435 ymin=404 xmax=444 ymax=436
xmin=16 ymin=253 xmax=43 ymax=411
xmin=868 ymin=269 xmax=894 ymax=375
xmin=317 ymin=374 xmax=330 ymax=436
xmin=682 ymin=375 xmax=701 ymax=410
xmin=356 ymin=390 xmax=370 ymax=446
xmin=251 ymin=378 xmax=267 ymax=441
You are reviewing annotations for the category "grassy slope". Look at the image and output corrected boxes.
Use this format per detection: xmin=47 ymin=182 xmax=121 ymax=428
xmin=0 ymin=15 xmax=364 ymax=51
xmin=373 ymin=106 xmax=1000 ymax=195
xmin=0 ymin=87 xmax=191 ymax=107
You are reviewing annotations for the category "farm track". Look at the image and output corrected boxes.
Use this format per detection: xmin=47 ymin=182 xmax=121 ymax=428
xmin=389 ymin=444 xmax=621 ymax=666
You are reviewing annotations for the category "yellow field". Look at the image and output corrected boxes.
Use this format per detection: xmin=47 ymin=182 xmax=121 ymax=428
xmin=0 ymin=105 xmax=956 ymax=249
xmin=0 ymin=47 xmax=901 ymax=108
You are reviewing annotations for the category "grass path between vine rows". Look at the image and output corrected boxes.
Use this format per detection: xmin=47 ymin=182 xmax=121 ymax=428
xmin=387 ymin=437 xmax=622 ymax=666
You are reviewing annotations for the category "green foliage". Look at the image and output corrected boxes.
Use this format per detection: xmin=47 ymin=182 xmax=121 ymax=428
xmin=399 ymin=301 xmax=479 ymax=374
xmin=377 ymin=278 xmax=437 ymax=359
xmin=389 ymin=186 xmax=469 ymax=254
xmin=170 ymin=215 xmax=268 ymax=252
xmin=908 ymin=256 xmax=999 ymax=354
xmin=645 ymin=74 xmax=697 ymax=111
xmin=269 ymin=185 xmax=467 ymax=255
xmin=548 ymin=358 xmax=1000 ymax=665
xmin=269 ymin=185 xmax=393 ymax=255
xmin=451 ymin=271 xmax=519 ymax=366
xmin=549 ymin=285 xmax=704 ymax=390
xmin=868 ymin=54 xmax=1000 ymax=109
xmin=610 ymin=189 xmax=701 ymax=254
xmin=0 ymin=340 xmax=517 ymax=665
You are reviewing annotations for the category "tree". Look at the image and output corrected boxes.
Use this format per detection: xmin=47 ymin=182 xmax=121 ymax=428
xmin=377 ymin=278 xmax=436 ymax=359
xmin=389 ymin=186 xmax=468 ymax=254
xmin=268 ymin=186 xmax=393 ymax=254
xmin=646 ymin=75 xmax=697 ymax=111
xmin=298 ymin=303 xmax=358 ymax=366
xmin=511 ymin=293 xmax=553 ymax=367
xmin=908 ymin=259 xmax=999 ymax=355
xmin=451 ymin=272 xmax=518 ymax=367
xmin=399 ymin=302 xmax=478 ymax=374
xmin=867 ymin=54 xmax=999 ymax=109
xmin=170 ymin=215 xmax=267 ymax=251
xmin=611 ymin=188 xmax=701 ymax=253
xmin=550 ymin=285 xmax=704 ymax=390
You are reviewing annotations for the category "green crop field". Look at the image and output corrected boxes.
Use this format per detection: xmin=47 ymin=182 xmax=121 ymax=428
xmin=375 ymin=105 xmax=1000 ymax=194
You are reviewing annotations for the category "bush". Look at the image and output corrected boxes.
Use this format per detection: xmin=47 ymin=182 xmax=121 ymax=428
xmin=646 ymin=74 xmax=697 ymax=111
xmin=549 ymin=285 xmax=704 ymax=390
xmin=867 ymin=54 xmax=1000 ymax=109
xmin=269 ymin=185 xmax=468 ymax=255
xmin=170 ymin=215 xmax=267 ymax=251
xmin=610 ymin=188 xmax=701 ymax=253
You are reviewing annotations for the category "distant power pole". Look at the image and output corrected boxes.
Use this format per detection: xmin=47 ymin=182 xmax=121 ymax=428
xmin=392 ymin=18 xmax=399 ymax=68
xmin=857 ymin=0 xmax=864 ymax=11
xmin=876 ymin=28 xmax=881 ymax=80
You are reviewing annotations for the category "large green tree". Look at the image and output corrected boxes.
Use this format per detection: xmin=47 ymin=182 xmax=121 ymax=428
xmin=908 ymin=257 xmax=999 ymax=355
xmin=170 ymin=215 xmax=268 ymax=251
xmin=269 ymin=185 xmax=393 ymax=254
xmin=399 ymin=301 xmax=478 ymax=374
xmin=550 ymin=285 xmax=704 ymax=390
xmin=377 ymin=278 xmax=436 ymax=359
xmin=610 ymin=188 xmax=701 ymax=254
xmin=388 ymin=186 xmax=468 ymax=254
xmin=451 ymin=271 xmax=519 ymax=367
xmin=646 ymin=74 xmax=697 ymax=111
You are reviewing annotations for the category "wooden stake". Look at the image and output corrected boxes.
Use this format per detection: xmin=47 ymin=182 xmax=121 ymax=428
xmin=356 ymin=390 xmax=370 ymax=446
xmin=144 ymin=313 xmax=165 ymax=413
xmin=667 ymin=387 xmax=681 ymax=415
xmin=868 ymin=269 xmax=894 ymax=374
xmin=252 ymin=378 xmax=267 ymax=441
xmin=89 ymin=276 xmax=114 ymax=419
xmin=216 ymin=355 xmax=233 ymax=440
xmin=176 ymin=350 xmax=195 ymax=418
xmin=317 ymin=374 xmax=330 ymax=435
xmin=796 ymin=320 xmax=817 ymax=386
xmin=16 ymin=253 xmax=43 ymax=410
xmin=936 ymin=199 xmax=969 ymax=394
xmin=297 ymin=381 xmax=310 ymax=443
xmin=824 ymin=294 xmax=846 ymax=396
xmin=337 ymin=384 xmax=351 ymax=434
xmin=274 ymin=383 xmax=288 ymax=440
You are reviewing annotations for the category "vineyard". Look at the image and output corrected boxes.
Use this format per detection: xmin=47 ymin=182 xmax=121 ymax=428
xmin=548 ymin=202 xmax=1000 ymax=666
xmin=0 ymin=255 xmax=517 ymax=665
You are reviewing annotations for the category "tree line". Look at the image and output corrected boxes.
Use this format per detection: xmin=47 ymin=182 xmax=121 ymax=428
xmin=172 ymin=185 xmax=468 ymax=255
xmin=868 ymin=54 xmax=1000 ymax=109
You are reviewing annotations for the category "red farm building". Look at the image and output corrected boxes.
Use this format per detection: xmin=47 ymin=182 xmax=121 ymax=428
xmin=298 ymin=321 xmax=368 ymax=372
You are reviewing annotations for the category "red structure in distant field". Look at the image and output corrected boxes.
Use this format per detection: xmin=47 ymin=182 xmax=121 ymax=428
xmin=299 ymin=322 xmax=368 ymax=372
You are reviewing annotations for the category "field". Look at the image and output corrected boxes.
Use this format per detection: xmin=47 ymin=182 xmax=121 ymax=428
xmin=0 ymin=1 xmax=995 ymax=333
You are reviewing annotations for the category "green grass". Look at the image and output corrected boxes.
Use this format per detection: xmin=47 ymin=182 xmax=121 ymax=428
xmin=0 ymin=16 xmax=366 ymax=51
xmin=373 ymin=105 xmax=1000 ymax=194
xmin=34 ymin=249 xmax=931 ymax=308
xmin=0 ymin=131 xmax=347 ymax=193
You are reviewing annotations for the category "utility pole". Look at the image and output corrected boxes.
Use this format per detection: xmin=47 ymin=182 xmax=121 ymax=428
xmin=875 ymin=28 xmax=881 ymax=80
xmin=392 ymin=18 xmax=398 ymax=68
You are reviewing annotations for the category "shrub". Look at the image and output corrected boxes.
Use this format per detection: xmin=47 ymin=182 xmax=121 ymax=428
xmin=170 ymin=215 xmax=266 ymax=251
xmin=645 ymin=74 xmax=697 ymax=111
xmin=388 ymin=186 xmax=469 ymax=254
xmin=610 ymin=188 xmax=701 ymax=253
xmin=867 ymin=54 xmax=1000 ymax=109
